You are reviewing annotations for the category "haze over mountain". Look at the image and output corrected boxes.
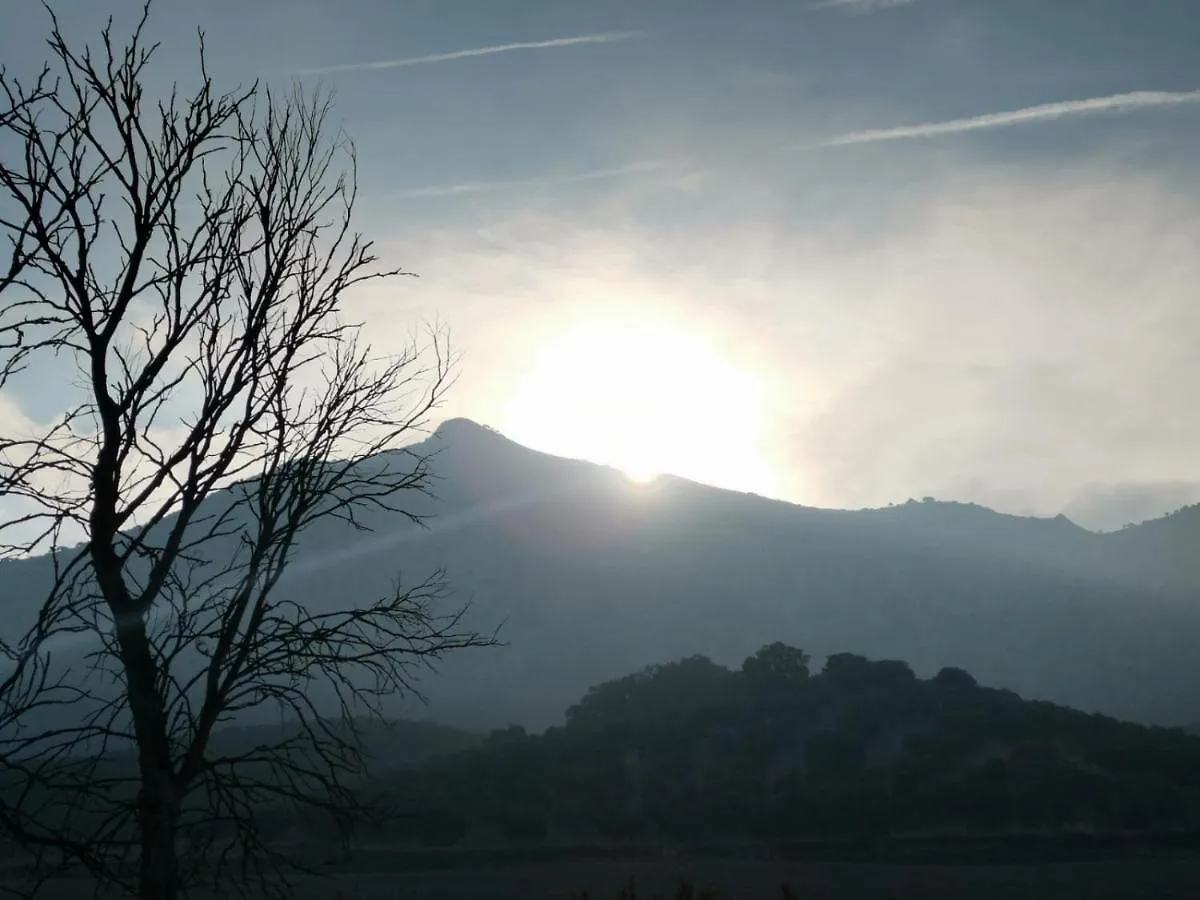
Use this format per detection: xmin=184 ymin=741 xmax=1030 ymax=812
xmin=3 ymin=417 xmax=1200 ymax=734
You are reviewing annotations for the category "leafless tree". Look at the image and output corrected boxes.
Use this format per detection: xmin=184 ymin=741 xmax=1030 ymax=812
xmin=0 ymin=5 xmax=496 ymax=898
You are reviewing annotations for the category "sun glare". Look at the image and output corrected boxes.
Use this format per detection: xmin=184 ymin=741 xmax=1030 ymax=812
xmin=500 ymin=316 xmax=778 ymax=497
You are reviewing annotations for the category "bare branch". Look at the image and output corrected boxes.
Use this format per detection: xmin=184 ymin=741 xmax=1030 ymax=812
xmin=0 ymin=4 xmax=494 ymax=898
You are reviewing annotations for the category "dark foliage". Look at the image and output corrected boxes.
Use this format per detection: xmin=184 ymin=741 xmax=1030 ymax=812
xmin=370 ymin=645 xmax=1200 ymax=848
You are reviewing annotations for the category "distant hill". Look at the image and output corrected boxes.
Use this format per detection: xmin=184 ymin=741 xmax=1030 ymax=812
xmin=369 ymin=646 xmax=1200 ymax=848
xmin=2 ymin=417 xmax=1199 ymax=733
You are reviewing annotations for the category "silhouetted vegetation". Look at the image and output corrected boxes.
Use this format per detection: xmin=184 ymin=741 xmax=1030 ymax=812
xmin=357 ymin=644 xmax=1200 ymax=849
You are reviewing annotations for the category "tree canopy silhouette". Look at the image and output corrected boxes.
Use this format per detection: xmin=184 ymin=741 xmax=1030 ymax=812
xmin=379 ymin=644 xmax=1200 ymax=848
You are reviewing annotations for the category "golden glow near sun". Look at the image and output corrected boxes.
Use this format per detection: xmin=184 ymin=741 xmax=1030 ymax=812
xmin=500 ymin=315 xmax=778 ymax=497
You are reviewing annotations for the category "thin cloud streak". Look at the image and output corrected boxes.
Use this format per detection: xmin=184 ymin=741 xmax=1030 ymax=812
xmin=809 ymin=0 xmax=922 ymax=10
xmin=288 ymin=32 xmax=645 ymax=76
xmin=388 ymin=160 xmax=671 ymax=200
xmin=806 ymin=90 xmax=1200 ymax=147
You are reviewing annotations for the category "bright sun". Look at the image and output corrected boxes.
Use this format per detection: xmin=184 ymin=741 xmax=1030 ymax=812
xmin=500 ymin=316 xmax=778 ymax=497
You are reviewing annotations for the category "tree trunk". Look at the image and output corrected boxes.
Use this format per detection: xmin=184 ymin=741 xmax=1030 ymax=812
xmin=114 ymin=613 xmax=181 ymax=900
xmin=138 ymin=772 xmax=180 ymax=900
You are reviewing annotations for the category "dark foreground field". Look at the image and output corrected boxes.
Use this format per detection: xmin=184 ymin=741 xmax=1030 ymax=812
xmin=285 ymin=857 xmax=1200 ymax=899
xmin=15 ymin=836 xmax=1200 ymax=899
xmin=20 ymin=858 xmax=1200 ymax=900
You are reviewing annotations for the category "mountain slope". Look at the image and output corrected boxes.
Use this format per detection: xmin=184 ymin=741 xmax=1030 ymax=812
xmin=1 ymin=418 xmax=1197 ymax=731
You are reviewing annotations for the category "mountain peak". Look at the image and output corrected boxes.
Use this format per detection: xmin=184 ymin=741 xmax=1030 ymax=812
xmin=430 ymin=418 xmax=522 ymax=452
xmin=433 ymin=417 xmax=496 ymax=439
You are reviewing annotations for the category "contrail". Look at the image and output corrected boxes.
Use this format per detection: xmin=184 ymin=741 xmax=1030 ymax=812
xmin=288 ymin=31 xmax=644 ymax=76
xmin=389 ymin=159 xmax=669 ymax=200
xmin=804 ymin=89 xmax=1200 ymax=148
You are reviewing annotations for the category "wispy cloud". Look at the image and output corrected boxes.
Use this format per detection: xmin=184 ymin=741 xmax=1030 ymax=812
xmin=288 ymin=32 xmax=644 ymax=76
xmin=388 ymin=160 xmax=671 ymax=200
xmin=808 ymin=0 xmax=923 ymax=11
xmin=806 ymin=90 xmax=1200 ymax=148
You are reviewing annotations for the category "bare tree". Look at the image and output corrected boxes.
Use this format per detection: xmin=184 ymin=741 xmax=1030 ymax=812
xmin=0 ymin=5 xmax=495 ymax=898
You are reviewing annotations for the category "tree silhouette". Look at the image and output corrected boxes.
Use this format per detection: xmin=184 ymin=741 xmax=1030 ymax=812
xmin=0 ymin=5 xmax=495 ymax=898
xmin=932 ymin=666 xmax=978 ymax=690
xmin=740 ymin=642 xmax=810 ymax=689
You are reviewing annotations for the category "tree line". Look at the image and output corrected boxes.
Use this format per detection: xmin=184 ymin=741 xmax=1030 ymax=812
xmin=367 ymin=644 xmax=1200 ymax=847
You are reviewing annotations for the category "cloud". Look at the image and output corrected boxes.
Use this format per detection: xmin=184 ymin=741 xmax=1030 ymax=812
xmin=287 ymin=32 xmax=644 ymax=76
xmin=1062 ymin=481 xmax=1200 ymax=532
xmin=781 ymin=169 xmax=1200 ymax=516
xmin=807 ymin=90 xmax=1200 ymax=147
xmin=387 ymin=160 xmax=672 ymax=200
xmin=371 ymin=156 xmax=1200 ymax=522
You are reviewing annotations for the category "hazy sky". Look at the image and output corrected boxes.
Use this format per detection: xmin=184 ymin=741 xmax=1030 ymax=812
xmin=3 ymin=0 xmax=1200 ymax=531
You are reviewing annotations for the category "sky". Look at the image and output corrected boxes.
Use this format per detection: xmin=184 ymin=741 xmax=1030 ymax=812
xmin=2 ymin=0 xmax=1200 ymax=531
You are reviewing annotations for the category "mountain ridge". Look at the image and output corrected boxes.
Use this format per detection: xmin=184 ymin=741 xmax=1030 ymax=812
xmin=2 ymin=416 xmax=1199 ymax=733
xmin=431 ymin=417 xmax=1096 ymax=528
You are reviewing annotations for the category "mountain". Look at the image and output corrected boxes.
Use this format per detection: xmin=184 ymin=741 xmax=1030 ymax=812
xmin=369 ymin=645 xmax=1200 ymax=848
xmin=1 ymin=417 xmax=1199 ymax=732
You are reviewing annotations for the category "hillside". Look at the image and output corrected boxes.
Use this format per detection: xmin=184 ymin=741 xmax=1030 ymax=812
xmin=2 ymin=418 xmax=1199 ymax=732
xmin=370 ymin=646 xmax=1200 ymax=848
